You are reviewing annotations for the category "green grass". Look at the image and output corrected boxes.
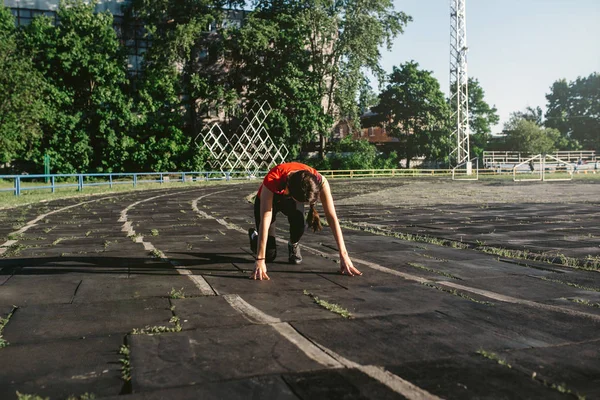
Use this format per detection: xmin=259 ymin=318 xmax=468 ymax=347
xmin=407 ymin=262 xmax=461 ymax=280
xmin=422 ymin=282 xmax=494 ymax=306
xmin=169 ymin=287 xmax=186 ymax=299
xmin=541 ymin=277 xmax=600 ymax=292
xmin=0 ymin=179 xmax=245 ymax=210
xmin=476 ymin=349 xmax=511 ymax=368
xmin=564 ymin=298 xmax=600 ymax=308
xmin=0 ymin=307 xmax=17 ymax=348
xmin=343 ymin=222 xmax=599 ymax=272
xmin=119 ymin=345 xmax=131 ymax=382
xmin=303 ymin=290 xmax=352 ymax=318
xmin=131 ymin=315 xmax=183 ymax=335
xmin=16 ymin=393 xmax=49 ymax=400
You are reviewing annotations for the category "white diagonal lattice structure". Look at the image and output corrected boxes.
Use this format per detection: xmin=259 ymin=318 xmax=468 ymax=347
xmin=195 ymin=101 xmax=288 ymax=175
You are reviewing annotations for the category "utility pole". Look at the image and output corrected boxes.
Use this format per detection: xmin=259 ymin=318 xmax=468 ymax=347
xmin=449 ymin=0 xmax=470 ymax=170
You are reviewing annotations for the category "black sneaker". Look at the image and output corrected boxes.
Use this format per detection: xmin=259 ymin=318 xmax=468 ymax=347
xmin=248 ymin=228 xmax=257 ymax=255
xmin=288 ymin=242 xmax=302 ymax=264
xmin=266 ymin=236 xmax=277 ymax=262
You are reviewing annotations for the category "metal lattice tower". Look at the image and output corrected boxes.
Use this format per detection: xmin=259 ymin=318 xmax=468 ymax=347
xmin=195 ymin=101 xmax=289 ymax=175
xmin=449 ymin=0 xmax=470 ymax=168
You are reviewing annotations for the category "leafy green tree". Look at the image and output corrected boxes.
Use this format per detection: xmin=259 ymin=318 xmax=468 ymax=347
xmin=545 ymin=73 xmax=599 ymax=151
xmin=504 ymin=115 xmax=562 ymax=154
xmin=303 ymin=136 xmax=398 ymax=170
xmin=231 ymin=0 xmax=411 ymax=157
xmin=229 ymin=6 xmax=331 ymax=157
xmin=371 ymin=61 xmax=451 ymax=168
xmin=21 ymin=0 xmax=135 ymax=173
xmin=513 ymin=106 xmax=544 ymax=125
xmin=0 ymin=6 xmax=50 ymax=168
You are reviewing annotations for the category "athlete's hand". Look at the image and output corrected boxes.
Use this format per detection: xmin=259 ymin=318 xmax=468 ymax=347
xmin=251 ymin=259 xmax=270 ymax=280
xmin=340 ymin=254 xmax=362 ymax=276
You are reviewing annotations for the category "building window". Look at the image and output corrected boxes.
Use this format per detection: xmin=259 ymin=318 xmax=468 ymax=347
xmin=368 ymin=127 xmax=374 ymax=137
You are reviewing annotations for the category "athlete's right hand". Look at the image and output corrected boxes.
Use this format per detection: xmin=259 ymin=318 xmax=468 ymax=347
xmin=251 ymin=259 xmax=270 ymax=280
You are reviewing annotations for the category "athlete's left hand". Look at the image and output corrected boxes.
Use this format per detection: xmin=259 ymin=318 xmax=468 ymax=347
xmin=340 ymin=253 xmax=362 ymax=276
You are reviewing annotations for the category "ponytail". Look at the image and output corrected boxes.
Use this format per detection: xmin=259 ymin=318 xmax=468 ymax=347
xmin=307 ymin=203 xmax=323 ymax=232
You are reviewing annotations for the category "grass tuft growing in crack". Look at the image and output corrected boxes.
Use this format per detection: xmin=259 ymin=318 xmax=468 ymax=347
xmin=119 ymin=345 xmax=131 ymax=382
xmin=0 ymin=307 xmax=17 ymax=348
xmin=303 ymin=290 xmax=351 ymax=318
xmin=342 ymin=220 xmax=599 ymax=272
xmin=422 ymin=282 xmax=494 ymax=306
xmin=7 ymin=232 xmax=24 ymax=241
xmin=131 ymin=324 xmax=182 ymax=335
xmin=476 ymin=349 xmax=511 ymax=368
xmin=407 ymin=262 xmax=461 ymax=280
xmin=169 ymin=287 xmax=186 ymax=299
xmin=530 ymin=372 xmax=586 ymax=400
xmin=150 ymin=229 xmax=159 ymax=236
xmin=16 ymin=393 xmax=49 ymax=400
xmin=66 ymin=393 xmax=96 ymax=400
xmin=540 ymin=277 xmax=600 ymax=292
xmin=564 ymin=298 xmax=600 ymax=309
xmin=150 ymin=249 xmax=163 ymax=258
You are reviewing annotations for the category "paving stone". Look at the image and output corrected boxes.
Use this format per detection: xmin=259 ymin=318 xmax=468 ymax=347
xmin=388 ymin=354 xmax=567 ymax=400
xmin=163 ymin=250 xmax=251 ymax=269
xmin=0 ymin=335 xmax=123 ymax=400
xmin=282 ymin=368 xmax=406 ymax=400
xmin=3 ymin=297 xmax=172 ymax=344
xmin=100 ymin=375 xmax=299 ymax=400
xmin=0 ymin=273 xmax=11 ymax=285
xmin=543 ymin=296 xmax=600 ymax=317
xmin=73 ymin=274 xmax=203 ymax=303
xmin=0 ymin=274 xmax=82 ymax=306
xmin=303 ymin=281 xmax=483 ymax=319
xmin=292 ymin=312 xmax=528 ymax=367
xmin=438 ymin=301 xmax=600 ymax=346
xmin=204 ymin=270 xmax=344 ymax=294
xmin=129 ymin=325 xmax=325 ymax=391
xmin=237 ymin=291 xmax=342 ymax=322
xmin=171 ymin=296 xmax=252 ymax=329
xmin=456 ymin=275 xmax=581 ymax=302
xmin=501 ymin=341 xmax=600 ymax=398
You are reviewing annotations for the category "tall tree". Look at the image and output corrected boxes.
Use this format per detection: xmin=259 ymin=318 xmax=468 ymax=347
xmin=231 ymin=0 xmax=411 ymax=157
xmin=21 ymin=0 xmax=135 ymax=173
xmin=371 ymin=61 xmax=451 ymax=168
xmin=545 ymin=73 xmax=600 ymax=151
xmin=0 ymin=6 xmax=50 ymax=169
xmin=503 ymin=114 xmax=562 ymax=154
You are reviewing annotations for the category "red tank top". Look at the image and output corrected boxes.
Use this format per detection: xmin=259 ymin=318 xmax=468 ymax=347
xmin=257 ymin=162 xmax=322 ymax=197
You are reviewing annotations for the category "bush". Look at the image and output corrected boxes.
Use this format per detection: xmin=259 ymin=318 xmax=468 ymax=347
xmin=303 ymin=137 xmax=399 ymax=170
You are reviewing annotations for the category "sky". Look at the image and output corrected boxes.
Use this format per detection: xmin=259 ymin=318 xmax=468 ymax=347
xmin=374 ymin=0 xmax=600 ymax=133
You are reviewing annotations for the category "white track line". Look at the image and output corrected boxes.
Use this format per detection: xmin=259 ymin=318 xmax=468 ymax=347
xmin=223 ymin=294 xmax=442 ymax=400
xmin=0 ymin=197 xmax=115 ymax=256
xmin=119 ymin=190 xmax=218 ymax=296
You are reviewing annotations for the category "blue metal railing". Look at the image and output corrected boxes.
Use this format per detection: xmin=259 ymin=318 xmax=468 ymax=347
xmin=0 ymin=171 xmax=267 ymax=196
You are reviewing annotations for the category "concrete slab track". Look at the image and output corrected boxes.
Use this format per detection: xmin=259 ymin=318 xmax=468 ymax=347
xmin=0 ymin=179 xmax=599 ymax=399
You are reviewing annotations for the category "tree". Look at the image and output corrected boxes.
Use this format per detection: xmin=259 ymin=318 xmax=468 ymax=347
xmin=449 ymin=77 xmax=499 ymax=161
xmin=230 ymin=0 xmax=411 ymax=157
xmin=21 ymin=0 xmax=135 ymax=173
xmin=371 ymin=61 xmax=451 ymax=168
xmin=504 ymin=115 xmax=562 ymax=154
xmin=0 ymin=6 xmax=50 ymax=168
xmin=545 ymin=73 xmax=600 ymax=151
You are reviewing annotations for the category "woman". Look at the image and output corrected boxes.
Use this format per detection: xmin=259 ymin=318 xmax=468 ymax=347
xmin=249 ymin=161 xmax=362 ymax=280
